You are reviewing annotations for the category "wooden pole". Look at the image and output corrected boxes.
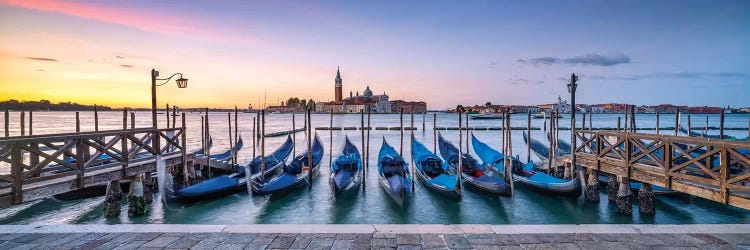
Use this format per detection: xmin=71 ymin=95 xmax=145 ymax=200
xmin=433 ymin=113 xmax=437 ymax=152
xmin=166 ymin=104 xmax=170 ymax=128
xmin=547 ymin=111 xmax=553 ymax=174
xmin=501 ymin=109 xmax=506 ymax=159
xmin=507 ymin=110 xmax=514 ymax=194
xmin=589 ymin=112 xmax=592 ymax=131
xmin=367 ymin=107 xmax=371 ymax=175
xmin=617 ymin=117 xmax=621 ymax=131
xmin=260 ymin=110 xmax=265 ymax=182
xmin=180 ymin=113 xmax=188 ymax=185
xmin=121 ymin=109 xmax=128 ymax=176
xmin=687 ymin=115 xmax=692 ymax=136
xmin=676 ymin=110 xmax=681 ymax=136
xmin=228 ymin=112 xmax=234 ymax=167
xmin=400 ymin=108 xmax=404 ymax=156
xmin=624 ymin=106 xmax=629 ymax=133
xmin=704 ymin=115 xmax=709 ymax=137
xmin=76 ymin=112 xmax=80 ymax=133
xmin=292 ymin=111 xmax=296 ymax=156
xmin=720 ymin=110 xmax=725 ymax=139
xmin=656 ymin=112 xmax=660 ymax=134
xmin=234 ymin=106 xmax=239 ymax=167
xmin=28 ymin=111 xmax=32 ymax=135
xmin=422 ymin=112 xmax=425 ymax=133
xmin=329 ymin=110 xmax=333 ymax=173
xmin=131 ymin=112 xmax=135 ymax=129
xmin=20 ymin=111 xmax=25 ymax=136
xmin=307 ymin=108 xmax=312 ymax=186
xmin=361 ymin=109 xmax=365 ymax=187
xmin=205 ymin=108 xmax=211 ymax=178
xmin=747 ymin=116 xmax=750 ymax=140
xmin=4 ymin=110 xmax=8 ymax=137
xmin=457 ymin=108 xmax=463 ymax=192
xmin=465 ymin=112 xmax=469 ymax=154
xmin=631 ymin=105 xmax=637 ymax=131
xmin=543 ymin=112 xmax=547 ymax=132
xmin=201 ymin=116 xmax=205 ymax=155
xmin=172 ymin=106 xmax=176 ymax=129
xmin=252 ymin=117 xmax=256 ymax=159
xmin=410 ymin=111 xmax=415 ymax=191
xmin=94 ymin=105 xmax=99 ymax=132
xmin=581 ymin=111 xmax=586 ymax=131
xmin=527 ymin=112 xmax=531 ymax=163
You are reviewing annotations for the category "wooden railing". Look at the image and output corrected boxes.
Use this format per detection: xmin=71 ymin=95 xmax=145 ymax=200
xmin=572 ymin=130 xmax=750 ymax=210
xmin=0 ymin=127 xmax=186 ymax=205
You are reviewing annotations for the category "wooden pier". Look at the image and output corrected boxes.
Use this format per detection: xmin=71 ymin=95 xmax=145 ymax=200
xmin=564 ymin=130 xmax=750 ymax=210
xmin=0 ymin=127 xmax=189 ymax=207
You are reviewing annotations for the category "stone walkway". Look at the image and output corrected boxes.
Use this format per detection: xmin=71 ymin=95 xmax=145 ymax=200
xmin=0 ymin=224 xmax=748 ymax=249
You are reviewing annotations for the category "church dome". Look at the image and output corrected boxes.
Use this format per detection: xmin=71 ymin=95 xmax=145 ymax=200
xmin=363 ymin=86 xmax=373 ymax=97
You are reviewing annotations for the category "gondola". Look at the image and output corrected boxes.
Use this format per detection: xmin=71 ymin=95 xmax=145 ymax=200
xmin=330 ymin=136 xmax=363 ymax=197
xmin=252 ymin=135 xmax=324 ymax=195
xmin=411 ymin=137 xmax=461 ymax=200
xmin=377 ymin=138 xmax=412 ymax=207
xmin=438 ymin=133 xmax=510 ymax=195
xmin=174 ymin=136 xmax=293 ymax=200
xmin=473 ymin=135 xmax=581 ymax=196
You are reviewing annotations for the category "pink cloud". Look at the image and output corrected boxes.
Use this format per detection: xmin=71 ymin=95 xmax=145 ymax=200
xmin=1 ymin=0 xmax=258 ymax=46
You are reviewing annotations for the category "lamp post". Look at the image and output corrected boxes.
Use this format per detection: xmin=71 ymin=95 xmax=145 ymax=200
xmin=151 ymin=69 xmax=188 ymax=128
xmin=567 ymin=73 xmax=579 ymax=178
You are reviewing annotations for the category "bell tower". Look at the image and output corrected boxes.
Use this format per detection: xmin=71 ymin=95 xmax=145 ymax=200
xmin=334 ymin=66 xmax=343 ymax=104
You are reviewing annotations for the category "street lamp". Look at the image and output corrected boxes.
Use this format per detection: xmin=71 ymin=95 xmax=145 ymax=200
xmin=151 ymin=68 xmax=188 ymax=128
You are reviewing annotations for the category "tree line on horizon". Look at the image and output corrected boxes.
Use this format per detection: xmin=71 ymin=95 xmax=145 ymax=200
xmin=0 ymin=99 xmax=113 ymax=111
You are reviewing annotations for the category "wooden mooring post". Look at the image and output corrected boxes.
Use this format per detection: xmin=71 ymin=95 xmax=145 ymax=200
xmin=4 ymin=110 xmax=9 ymax=137
xmin=361 ymin=109 xmax=366 ymax=191
xmin=433 ymin=113 xmax=437 ymax=152
xmin=457 ymin=107 xmax=463 ymax=195
xmin=76 ymin=112 xmax=80 ymax=133
xmin=410 ymin=111 xmax=415 ymax=191
xmin=20 ymin=111 xmax=24 ymax=136
xmin=94 ymin=105 xmax=99 ymax=132
xmin=366 ymin=107 xmax=371 ymax=176
xmin=260 ymin=110 xmax=265 ymax=182
xmin=306 ymin=107 xmax=312 ymax=187
xmin=399 ymin=108 xmax=403 ymax=156
xmin=292 ymin=111 xmax=296 ymax=156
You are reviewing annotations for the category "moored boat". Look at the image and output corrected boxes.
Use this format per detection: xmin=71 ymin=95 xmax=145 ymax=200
xmin=473 ymin=135 xmax=580 ymax=196
xmin=439 ymin=133 xmax=509 ymax=195
xmin=377 ymin=138 xmax=412 ymax=206
xmin=330 ymin=136 xmax=363 ymax=197
xmin=411 ymin=137 xmax=461 ymax=200
xmin=252 ymin=135 xmax=324 ymax=195
xmin=175 ymin=136 xmax=293 ymax=200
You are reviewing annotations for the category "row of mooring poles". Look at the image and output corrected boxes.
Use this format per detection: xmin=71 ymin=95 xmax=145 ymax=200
xmin=502 ymin=108 xmax=514 ymax=195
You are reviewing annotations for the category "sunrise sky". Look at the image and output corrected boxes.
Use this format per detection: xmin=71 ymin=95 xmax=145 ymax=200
xmin=0 ymin=0 xmax=748 ymax=109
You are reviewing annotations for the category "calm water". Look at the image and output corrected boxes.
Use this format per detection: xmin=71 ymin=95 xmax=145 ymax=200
xmin=1 ymin=111 xmax=749 ymax=224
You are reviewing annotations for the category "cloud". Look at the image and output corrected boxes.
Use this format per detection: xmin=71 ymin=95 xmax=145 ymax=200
xmin=0 ymin=0 xmax=259 ymax=46
xmin=589 ymin=72 xmax=750 ymax=81
xmin=510 ymin=78 xmax=544 ymax=85
xmin=26 ymin=57 xmax=58 ymax=62
xmin=119 ymin=64 xmax=133 ymax=68
xmin=116 ymin=56 xmax=125 ymax=59
xmin=518 ymin=53 xmax=630 ymax=66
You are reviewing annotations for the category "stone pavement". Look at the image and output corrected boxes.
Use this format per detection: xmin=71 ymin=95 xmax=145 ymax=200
xmin=0 ymin=224 xmax=748 ymax=249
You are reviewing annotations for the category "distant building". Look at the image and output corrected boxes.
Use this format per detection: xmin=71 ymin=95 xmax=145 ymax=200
xmin=317 ymin=67 xmax=428 ymax=113
xmin=537 ymin=96 xmax=571 ymax=113
xmin=390 ymin=100 xmax=427 ymax=113
xmin=688 ymin=106 xmax=723 ymax=114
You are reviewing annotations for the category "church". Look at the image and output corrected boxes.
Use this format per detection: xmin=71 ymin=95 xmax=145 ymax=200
xmin=316 ymin=67 xmax=392 ymax=113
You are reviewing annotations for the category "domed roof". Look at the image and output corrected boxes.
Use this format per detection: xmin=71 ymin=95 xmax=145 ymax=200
xmin=363 ymin=86 xmax=373 ymax=97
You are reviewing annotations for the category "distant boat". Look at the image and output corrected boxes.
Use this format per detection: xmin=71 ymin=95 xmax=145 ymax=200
xmin=330 ymin=136 xmax=363 ymax=197
xmin=412 ymin=137 xmax=462 ymax=200
xmin=252 ymin=135 xmax=324 ymax=195
xmin=377 ymin=138 xmax=412 ymax=207
xmin=471 ymin=113 xmax=502 ymax=120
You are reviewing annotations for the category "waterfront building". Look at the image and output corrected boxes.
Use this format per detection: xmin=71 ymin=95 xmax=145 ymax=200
xmin=316 ymin=67 xmax=425 ymax=113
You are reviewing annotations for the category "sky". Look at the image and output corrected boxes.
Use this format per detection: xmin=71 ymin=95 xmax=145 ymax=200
xmin=0 ymin=0 xmax=748 ymax=109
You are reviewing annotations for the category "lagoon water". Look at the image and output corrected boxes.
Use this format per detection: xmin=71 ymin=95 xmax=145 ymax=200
xmin=1 ymin=111 xmax=749 ymax=224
